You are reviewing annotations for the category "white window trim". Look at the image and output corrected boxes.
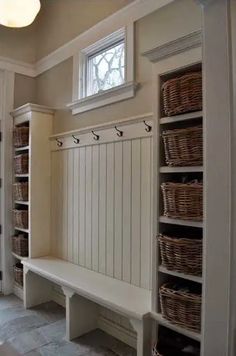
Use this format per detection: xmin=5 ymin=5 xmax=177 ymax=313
xmin=68 ymin=24 xmax=136 ymax=115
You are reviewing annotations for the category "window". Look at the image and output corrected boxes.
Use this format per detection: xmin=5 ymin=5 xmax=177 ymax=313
xmin=87 ymin=39 xmax=125 ymax=96
xmin=69 ymin=25 xmax=136 ymax=115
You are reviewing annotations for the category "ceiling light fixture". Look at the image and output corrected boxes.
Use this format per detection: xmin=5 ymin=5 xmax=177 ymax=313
xmin=0 ymin=0 xmax=41 ymax=28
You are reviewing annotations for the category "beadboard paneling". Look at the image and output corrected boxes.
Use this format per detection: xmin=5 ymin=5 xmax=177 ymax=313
xmin=51 ymin=136 xmax=152 ymax=289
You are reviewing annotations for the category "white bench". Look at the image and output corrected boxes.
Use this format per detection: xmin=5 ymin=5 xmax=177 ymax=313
xmin=22 ymin=257 xmax=152 ymax=356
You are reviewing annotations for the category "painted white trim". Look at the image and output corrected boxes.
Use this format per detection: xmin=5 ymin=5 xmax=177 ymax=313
xmin=142 ymin=30 xmax=202 ymax=63
xmin=0 ymin=70 xmax=15 ymax=295
xmin=34 ymin=0 xmax=174 ymax=76
xmin=68 ymin=81 xmax=138 ymax=115
xmin=0 ymin=56 xmax=36 ymax=77
xmin=11 ymin=103 xmax=55 ymax=118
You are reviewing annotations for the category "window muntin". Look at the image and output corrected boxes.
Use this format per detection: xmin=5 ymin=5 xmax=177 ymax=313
xmin=86 ymin=39 xmax=125 ymax=96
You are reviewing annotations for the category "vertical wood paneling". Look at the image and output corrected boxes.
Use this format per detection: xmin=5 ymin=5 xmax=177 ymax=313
xmin=131 ymin=140 xmax=141 ymax=286
xmin=62 ymin=150 xmax=68 ymax=260
xmin=99 ymin=144 xmax=107 ymax=274
xmin=85 ymin=146 xmax=92 ymax=269
xmin=67 ymin=150 xmax=74 ymax=262
xmin=73 ymin=149 xmax=79 ymax=264
xmin=79 ymin=147 xmax=86 ymax=266
xmin=106 ymin=143 xmax=114 ymax=277
xmin=51 ymin=135 xmax=152 ymax=289
xmin=122 ymin=141 xmax=132 ymax=283
xmin=140 ymin=138 xmax=151 ymax=289
xmin=92 ymin=146 xmax=99 ymax=271
xmin=114 ymin=142 xmax=123 ymax=280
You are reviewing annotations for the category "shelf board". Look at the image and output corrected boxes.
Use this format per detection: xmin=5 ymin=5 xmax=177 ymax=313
xmin=160 ymin=111 xmax=203 ymax=125
xmin=15 ymin=146 xmax=30 ymax=152
xmin=158 ymin=266 xmax=202 ymax=284
xmin=12 ymin=252 xmax=28 ymax=261
xmin=14 ymin=227 xmax=29 ymax=233
xmin=14 ymin=201 xmax=29 ymax=206
xmin=159 ymin=216 xmax=203 ymax=228
xmin=151 ymin=312 xmax=201 ymax=342
xmin=15 ymin=174 xmax=29 ymax=178
xmin=160 ymin=166 xmax=203 ymax=173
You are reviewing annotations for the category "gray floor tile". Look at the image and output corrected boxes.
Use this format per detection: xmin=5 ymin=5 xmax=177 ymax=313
xmin=37 ymin=319 xmax=66 ymax=343
xmin=9 ymin=329 xmax=48 ymax=354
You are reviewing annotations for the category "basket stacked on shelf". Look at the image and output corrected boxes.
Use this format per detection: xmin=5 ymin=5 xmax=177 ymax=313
xmin=14 ymin=153 xmax=29 ymax=174
xmin=13 ymin=263 xmax=23 ymax=286
xmin=13 ymin=209 xmax=28 ymax=229
xmin=13 ymin=126 xmax=29 ymax=148
xmin=13 ymin=182 xmax=28 ymax=201
xmin=12 ymin=234 xmax=28 ymax=257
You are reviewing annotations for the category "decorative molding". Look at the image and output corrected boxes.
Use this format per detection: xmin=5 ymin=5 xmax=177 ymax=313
xmin=68 ymin=81 xmax=138 ymax=115
xmin=11 ymin=103 xmax=55 ymax=118
xmin=0 ymin=56 xmax=36 ymax=77
xmin=142 ymin=30 xmax=202 ymax=63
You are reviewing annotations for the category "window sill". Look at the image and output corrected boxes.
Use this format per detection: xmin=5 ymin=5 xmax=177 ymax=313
xmin=67 ymin=81 xmax=138 ymax=115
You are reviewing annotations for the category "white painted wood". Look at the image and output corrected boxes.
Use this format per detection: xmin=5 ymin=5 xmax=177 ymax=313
xmin=114 ymin=142 xmax=123 ymax=280
xmin=22 ymin=257 xmax=152 ymax=320
xmin=99 ymin=144 xmax=107 ymax=274
xmin=12 ymin=103 xmax=54 ymax=117
xmin=79 ymin=147 xmax=86 ymax=267
xmin=62 ymin=150 xmax=68 ymax=260
xmin=62 ymin=287 xmax=98 ymax=341
xmin=13 ymin=282 xmax=23 ymax=300
xmin=160 ymin=166 xmax=203 ymax=173
xmin=23 ymin=269 xmax=53 ymax=309
xmin=67 ymin=150 xmax=74 ymax=262
xmin=130 ymin=318 xmax=151 ymax=356
xmin=122 ymin=141 xmax=132 ymax=283
xmin=140 ymin=138 xmax=152 ymax=289
xmin=73 ymin=149 xmax=79 ymax=264
xmin=158 ymin=266 xmax=202 ymax=284
xmin=131 ymin=139 xmax=141 ymax=287
xmin=151 ymin=312 xmax=201 ymax=342
xmin=91 ymin=145 xmax=99 ymax=272
xmin=142 ymin=31 xmax=202 ymax=63
xmin=106 ymin=143 xmax=114 ymax=277
xmin=160 ymin=110 xmax=203 ymax=124
xmin=85 ymin=146 xmax=92 ymax=269
xmin=159 ymin=216 xmax=203 ymax=228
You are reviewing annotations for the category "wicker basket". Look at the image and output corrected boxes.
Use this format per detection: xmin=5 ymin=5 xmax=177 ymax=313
xmin=13 ymin=126 xmax=29 ymax=148
xmin=13 ymin=209 xmax=28 ymax=229
xmin=12 ymin=234 xmax=28 ymax=257
xmin=13 ymin=182 xmax=28 ymax=201
xmin=152 ymin=345 xmax=162 ymax=356
xmin=160 ymin=283 xmax=202 ymax=332
xmin=162 ymin=72 xmax=202 ymax=117
xmin=14 ymin=263 xmax=23 ymax=286
xmin=161 ymin=182 xmax=203 ymax=221
xmin=14 ymin=154 xmax=29 ymax=174
xmin=159 ymin=234 xmax=202 ymax=276
xmin=162 ymin=126 xmax=203 ymax=167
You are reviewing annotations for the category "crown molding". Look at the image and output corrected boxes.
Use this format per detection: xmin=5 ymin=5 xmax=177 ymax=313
xmin=0 ymin=56 xmax=36 ymax=77
xmin=11 ymin=103 xmax=55 ymax=117
xmin=142 ymin=30 xmax=202 ymax=63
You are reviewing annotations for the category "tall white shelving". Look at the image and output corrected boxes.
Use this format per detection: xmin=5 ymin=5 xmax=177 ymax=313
xmin=11 ymin=104 xmax=54 ymax=298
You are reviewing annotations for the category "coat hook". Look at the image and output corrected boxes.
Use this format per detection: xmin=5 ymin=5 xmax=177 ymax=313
xmin=92 ymin=130 xmax=99 ymax=141
xmin=56 ymin=138 xmax=63 ymax=147
xmin=72 ymin=135 xmax=80 ymax=144
xmin=144 ymin=120 xmax=152 ymax=132
xmin=115 ymin=126 xmax=123 ymax=137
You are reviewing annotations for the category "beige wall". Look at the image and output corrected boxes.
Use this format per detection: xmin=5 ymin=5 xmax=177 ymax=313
xmin=35 ymin=0 xmax=201 ymax=134
xmin=14 ymin=74 xmax=36 ymax=109
xmin=35 ymin=0 xmax=134 ymax=60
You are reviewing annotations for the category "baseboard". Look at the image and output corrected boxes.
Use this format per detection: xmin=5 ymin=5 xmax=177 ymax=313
xmin=51 ymin=289 xmax=136 ymax=348
xmin=98 ymin=315 xmax=136 ymax=349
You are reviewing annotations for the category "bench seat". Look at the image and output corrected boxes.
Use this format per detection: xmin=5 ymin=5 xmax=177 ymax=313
xmin=22 ymin=256 xmax=152 ymax=356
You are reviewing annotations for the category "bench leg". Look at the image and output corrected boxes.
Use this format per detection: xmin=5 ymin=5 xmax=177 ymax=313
xmin=23 ymin=267 xmax=53 ymax=309
xmin=130 ymin=317 xmax=151 ymax=356
xmin=62 ymin=287 xmax=98 ymax=341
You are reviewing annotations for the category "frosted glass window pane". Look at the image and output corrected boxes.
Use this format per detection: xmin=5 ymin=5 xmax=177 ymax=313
xmin=87 ymin=41 xmax=125 ymax=95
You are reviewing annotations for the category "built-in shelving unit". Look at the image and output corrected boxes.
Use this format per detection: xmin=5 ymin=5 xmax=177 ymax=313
xmin=11 ymin=104 xmax=54 ymax=296
xmin=158 ymin=265 xmax=202 ymax=284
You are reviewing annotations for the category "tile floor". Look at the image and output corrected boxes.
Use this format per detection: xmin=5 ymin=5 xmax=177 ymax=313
xmin=0 ymin=295 xmax=136 ymax=356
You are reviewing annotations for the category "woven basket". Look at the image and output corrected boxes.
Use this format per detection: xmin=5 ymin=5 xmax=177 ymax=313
xmin=160 ymin=283 xmax=202 ymax=332
xmin=162 ymin=72 xmax=202 ymax=117
xmin=152 ymin=345 xmax=162 ymax=356
xmin=14 ymin=154 xmax=28 ymax=174
xmin=14 ymin=263 xmax=23 ymax=286
xmin=162 ymin=126 xmax=203 ymax=167
xmin=159 ymin=234 xmax=202 ymax=276
xmin=13 ymin=126 xmax=29 ymax=148
xmin=13 ymin=209 xmax=28 ymax=229
xmin=13 ymin=182 xmax=28 ymax=201
xmin=12 ymin=234 xmax=28 ymax=257
xmin=161 ymin=182 xmax=203 ymax=221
